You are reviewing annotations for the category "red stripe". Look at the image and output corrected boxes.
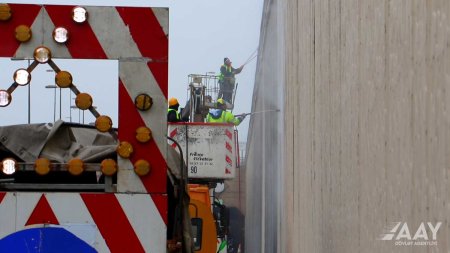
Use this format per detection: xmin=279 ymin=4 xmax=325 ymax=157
xmin=119 ymin=80 xmax=167 ymax=194
xmin=226 ymin=142 xmax=232 ymax=153
xmin=45 ymin=5 xmax=107 ymax=59
xmin=169 ymin=129 xmax=178 ymax=148
xmin=26 ymin=194 xmax=59 ymax=226
xmin=116 ymin=7 xmax=168 ymax=98
xmin=0 ymin=192 xmax=6 ymax=204
xmin=0 ymin=4 xmax=41 ymax=57
xmin=151 ymin=194 xmax=168 ymax=225
xmin=225 ymin=129 xmax=233 ymax=140
xmin=81 ymin=194 xmax=145 ymax=253
xmin=169 ymin=128 xmax=177 ymax=138
xmin=226 ymin=155 xmax=232 ymax=165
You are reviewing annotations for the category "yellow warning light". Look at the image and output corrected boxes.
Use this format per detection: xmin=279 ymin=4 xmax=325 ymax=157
xmin=15 ymin=25 xmax=32 ymax=42
xmin=0 ymin=4 xmax=12 ymax=21
xmin=134 ymin=94 xmax=153 ymax=111
xmin=101 ymin=159 xmax=117 ymax=176
xmin=0 ymin=90 xmax=11 ymax=107
xmin=136 ymin=126 xmax=152 ymax=143
xmin=55 ymin=71 xmax=73 ymax=88
xmin=134 ymin=159 xmax=151 ymax=176
xmin=52 ymin=27 xmax=69 ymax=43
xmin=34 ymin=46 xmax=52 ymax=64
xmin=68 ymin=158 xmax=84 ymax=176
xmin=95 ymin=115 xmax=112 ymax=132
xmin=13 ymin=68 xmax=31 ymax=86
xmin=75 ymin=93 xmax=92 ymax=110
xmin=72 ymin=6 xmax=88 ymax=24
xmin=34 ymin=158 xmax=51 ymax=176
xmin=1 ymin=158 xmax=16 ymax=175
xmin=117 ymin=141 xmax=133 ymax=158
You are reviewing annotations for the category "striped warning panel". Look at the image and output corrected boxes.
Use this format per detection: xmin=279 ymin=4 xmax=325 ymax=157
xmin=0 ymin=192 xmax=166 ymax=253
xmin=0 ymin=4 xmax=168 ymax=194
xmin=0 ymin=4 xmax=168 ymax=252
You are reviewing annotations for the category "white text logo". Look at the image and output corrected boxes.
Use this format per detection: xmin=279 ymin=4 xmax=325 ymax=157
xmin=379 ymin=222 xmax=441 ymax=246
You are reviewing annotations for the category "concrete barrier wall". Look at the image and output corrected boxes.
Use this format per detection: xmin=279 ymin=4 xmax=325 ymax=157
xmin=246 ymin=0 xmax=450 ymax=252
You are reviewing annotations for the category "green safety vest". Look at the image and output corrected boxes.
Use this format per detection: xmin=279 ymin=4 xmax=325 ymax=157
xmin=167 ymin=108 xmax=180 ymax=120
xmin=219 ymin=65 xmax=232 ymax=81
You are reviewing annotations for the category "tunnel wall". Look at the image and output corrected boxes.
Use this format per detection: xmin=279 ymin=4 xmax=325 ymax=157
xmin=246 ymin=0 xmax=450 ymax=252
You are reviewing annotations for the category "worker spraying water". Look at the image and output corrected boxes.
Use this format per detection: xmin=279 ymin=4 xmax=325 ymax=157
xmin=218 ymin=50 xmax=258 ymax=105
xmin=218 ymin=57 xmax=244 ymax=104
xmin=206 ymin=98 xmax=246 ymax=125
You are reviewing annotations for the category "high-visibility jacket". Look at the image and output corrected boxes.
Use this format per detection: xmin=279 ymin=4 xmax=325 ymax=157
xmin=167 ymin=108 xmax=180 ymax=122
xmin=219 ymin=65 xmax=233 ymax=82
xmin=206 ymin=109 xmax=241 ymax=126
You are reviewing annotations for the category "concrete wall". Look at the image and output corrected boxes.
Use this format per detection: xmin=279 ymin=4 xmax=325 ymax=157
xmin=246 ymin=0 xmax=450 ymax=252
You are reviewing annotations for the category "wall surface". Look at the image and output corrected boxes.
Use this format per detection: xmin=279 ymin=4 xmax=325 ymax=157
xmin=246 ymin=0 xmax=450 ymax=252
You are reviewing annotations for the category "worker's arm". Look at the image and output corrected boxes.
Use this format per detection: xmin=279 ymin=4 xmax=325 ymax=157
xmin=225 ymin=111 xmax=244 ymax=126
xmin=232 ymin=65 xmax=244 ymax=74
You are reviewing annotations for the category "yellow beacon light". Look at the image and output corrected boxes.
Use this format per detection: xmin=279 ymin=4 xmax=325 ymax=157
xmin=134 ymin=159 xmax=151 ymax=176
xmin=75 ymin=93 xmax=92 ymax=110
xmin=0 ymin=4 xmax=12 ymax=21
xmin=55 ymin=71 xmax=73 ymax=88
xmin=117 ymin=141 xmax=133 ymax=159
xmin=68 ymin=158 xmax=84 ymax=176
xmin=15 ymin=25 xmax=32 ymax=42
xmin=136 ymin=126 xmax=152 ymax=143
xmin=101 ymin=159 xmax=117 ymax=176
xmin=34 ymin=158 xmax=51 ymax=176
xmin=134 ymin=94 xmax=153 ymax=111
xmin=95 ymin=115 xmax=112 ymax=133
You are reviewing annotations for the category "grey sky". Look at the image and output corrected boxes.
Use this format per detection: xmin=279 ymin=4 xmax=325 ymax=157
xmin=0 ymin=0 xmax=263 ymax=140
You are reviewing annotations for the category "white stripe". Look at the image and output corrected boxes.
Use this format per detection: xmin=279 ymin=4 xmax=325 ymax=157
xmin=15 ymin=7 xmax=72 ymax=59
xmin=0 ymin=193 xmax=17 ymax=239
xmin=117 ymin=157 xmax=148 ymax=193
xmin=116 ymin=193 xmax=166 ymax=253
xmin=46 ymin=193 xmax=110 ymax=253
xmin=14 ymin=192 xmax=41 ymax=230
xmin=152 ymin=7 xmax=169 ymax=37
xmin=0 ymin=193 xmax=42 ymax=238
xmin=87 ymin=6 xmax=167 ymax=160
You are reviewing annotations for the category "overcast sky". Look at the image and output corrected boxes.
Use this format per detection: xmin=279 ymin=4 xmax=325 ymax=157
xmin=0 ymin=0 xmax=263 ymax=141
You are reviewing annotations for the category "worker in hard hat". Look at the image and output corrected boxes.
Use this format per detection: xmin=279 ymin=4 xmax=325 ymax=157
xmin=167 ymin=98 xmax=187 ymax=122
xmin=218 ymin=57 xmax=244 ymax=104
xmin=206 ymin=98 xmax=245 ymax=126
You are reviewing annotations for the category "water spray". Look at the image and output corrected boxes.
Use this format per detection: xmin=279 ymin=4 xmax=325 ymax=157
xmin=235 ymin=109 xmax=280 ymax=117
xmin=241 ymin=48 xmax=258 ymax=67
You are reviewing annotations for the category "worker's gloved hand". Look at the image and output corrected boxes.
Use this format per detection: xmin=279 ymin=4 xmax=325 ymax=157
xmin=237 ymin=115 xmax=246 ymax=121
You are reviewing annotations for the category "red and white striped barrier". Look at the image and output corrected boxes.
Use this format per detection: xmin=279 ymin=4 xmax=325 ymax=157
xmin=0 ymin=192 xmax=166 ymax=252
xmin=0 ymin=4 xmax=169 ymax=252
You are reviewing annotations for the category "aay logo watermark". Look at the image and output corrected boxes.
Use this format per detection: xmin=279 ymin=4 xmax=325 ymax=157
xmin=379 ymin=222 xmax=441 ymax=246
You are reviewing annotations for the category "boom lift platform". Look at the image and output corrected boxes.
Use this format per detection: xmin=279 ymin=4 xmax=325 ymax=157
xmin=183 ymin=74 xmax=236 ymax=123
